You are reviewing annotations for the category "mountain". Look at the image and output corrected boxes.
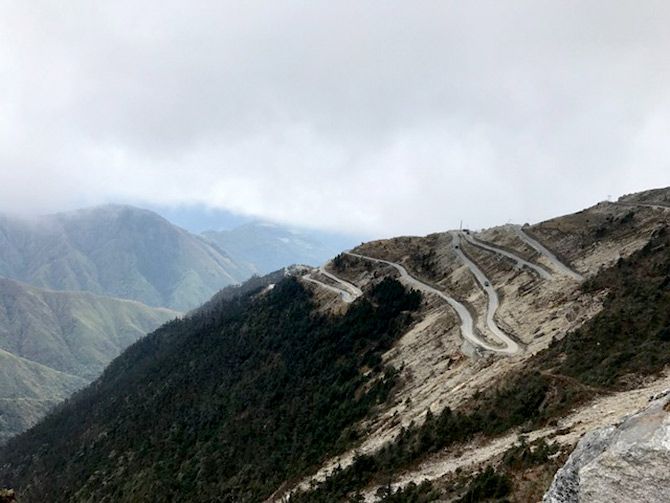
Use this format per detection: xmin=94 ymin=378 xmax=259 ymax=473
xmin=0 ymin=205 xmax=352 ymax=445
xmin=544 ymin=390 xmax=670 ymax=503
xmin=2 ymin=188 xmax=670 ymax=502
xmin=0 ymin=348 xmax=86 ymax=445
xmin=0 ymin=278 xmax=177 ymax=442
xmin=0 ymin=272 xmax=421 ymax=501
xmin=202 ymin=222 xmax=357 ymax=274
xmin=0 ymin=205 xmax=253 ymax=311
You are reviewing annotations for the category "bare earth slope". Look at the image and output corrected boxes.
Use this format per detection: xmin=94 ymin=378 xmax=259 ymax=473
xmin=281 ymin=187 xmax=670 ymax=501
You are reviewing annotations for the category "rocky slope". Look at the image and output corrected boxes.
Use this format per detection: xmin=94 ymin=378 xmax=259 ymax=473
xmin=1 ymin=187 xmax=670 ymax=501
xmin=284 ymin=189 xmax=670 ymax=500
xmin=544 ymin=389 xmax=670 ymax=503
xmin=0 ymin=205 xmax=252 ymax=311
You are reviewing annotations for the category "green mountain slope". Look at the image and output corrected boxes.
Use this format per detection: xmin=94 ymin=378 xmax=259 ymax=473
xmin=0 ymin=278 xmax=178 ymax=442
xmin=0 ymin=275 xmax=421 ymax=502
xmin=0 ymin=349 xmax=86 ymax=444
xmin=0 ymin=278 xmax=178 ymax=380
xmin=0 ymin=205 xmax=253 ymax=311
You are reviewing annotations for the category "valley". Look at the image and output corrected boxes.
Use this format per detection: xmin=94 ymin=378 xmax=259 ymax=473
xmin=1 ymin=189 xmax=669 ymax=501
xmin=4 ymin=4 xmax=668 ymax=500
xmin=0 ymin=205 xmax=350 ymax=445
xmin=0 ymin=278 xmax=178 ymax=442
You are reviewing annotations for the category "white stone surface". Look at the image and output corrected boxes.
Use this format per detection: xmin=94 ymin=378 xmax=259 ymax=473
xmin=544 ymin=390 xmax=670 ymax=503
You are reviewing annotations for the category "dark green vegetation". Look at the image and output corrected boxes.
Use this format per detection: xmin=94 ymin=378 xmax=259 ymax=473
xmin=456 ymin=466 xmax=511 ymax=503
xmin=0 ymin=205 xmax=252 ymax=310
xmin=0 ymin=204 xmax=251 ymax=443
xmin=294 ymin=225 xmax=670 ymax=500
xmin=452 ymin=438 xmax=561 ymax=503
xmin=305 ymin=437 xmax=560 ymax=503
xmin=373 ymin=480 xmax=439 ymax=502
xmin=0 ymin=276 xmax=421 ymax=502
xmin=372 ymin=438 xmax=558 ymax=503
xmin=0 ymin=278 xmax=177 ymax=443
xmin=0 ymin=206 xmax=350 ymax=444
xmin=501 ymin=437 xmax=559 ymax=471
xmin=193 ymin=268 xmax=288 ymax=317
xmin=2 ymin=204 xmax=669 ymax=502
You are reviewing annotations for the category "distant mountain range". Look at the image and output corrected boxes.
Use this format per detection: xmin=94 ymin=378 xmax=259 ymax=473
xmin=0 ymin=278 xmax=177 ymax=442
xmin=0 ymin=205 xmax=355 ymax=311
xmin=0 ymin=347 xmax=86 ymax=446
xmin=202 ymin=221 xmax=356 ymax=275
xmin=0 ymin=204 xmax=356 ymax=443
xmin=0 ymin=205 xmax=251 ymax=311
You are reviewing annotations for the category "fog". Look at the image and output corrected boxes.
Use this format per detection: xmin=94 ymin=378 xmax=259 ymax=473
xmin=1 ymin=1 xmax=669 ymax=236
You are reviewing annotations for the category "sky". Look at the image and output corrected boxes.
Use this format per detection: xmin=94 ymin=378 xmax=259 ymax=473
xmin=1 ymin=1 xmax=669 ymax=238
xmin=144 ymin=203 xmax=252 ymax=233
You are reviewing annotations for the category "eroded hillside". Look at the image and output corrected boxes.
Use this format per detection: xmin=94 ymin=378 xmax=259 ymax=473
xmin=287 ymin=192 xmax=670 ymax=501
xmin=1 ymin=189 xmax=669 ymax=502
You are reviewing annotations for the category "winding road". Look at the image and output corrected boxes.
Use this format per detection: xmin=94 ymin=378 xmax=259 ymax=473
xmin=302 ymin=263 xmax=363 ymax=304
xmin=512 ymin=225 xmax=584 ymax=281
xmin=302 ymin=274 xmax=356 ymax=303
xmin=449 ymin=233 xmax=520 ymax=354
xmin=345 ymin=251 xmax=518 ymax=354
xmin=318 ymin=265 xmax=363 ymax=300
xmin=461 ymin=232 xmax=552 ymax=280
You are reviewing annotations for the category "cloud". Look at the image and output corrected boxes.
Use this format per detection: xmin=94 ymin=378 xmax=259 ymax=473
xmin=1 ymin=1 xmax=669 ymax=236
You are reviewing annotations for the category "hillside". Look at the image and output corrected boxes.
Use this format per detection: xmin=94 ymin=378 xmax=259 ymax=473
xmin=0 ymin=349 xmax=86 ymax=445
xmin=1 ymin=188 xmax=670 ymax=501
xmin=0 ymin=278 xmax=177 ymax=442
xmin=286 ymin=193 xmax=670 ymax=501
xmin=0 ymin=205 xmax=252 ymax=311
xmin=202 ymin=222 xmax=356 ymax=274
xmin=0 ymin=273 xmax=421 ymax=501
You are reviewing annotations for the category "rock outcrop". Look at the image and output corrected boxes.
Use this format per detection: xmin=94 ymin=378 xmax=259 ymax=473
xmin=544 ymin=390 xmax=670 ymax=502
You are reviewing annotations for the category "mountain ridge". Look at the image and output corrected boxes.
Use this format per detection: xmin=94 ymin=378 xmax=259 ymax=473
xmin=2 ymin=187 xmax=670 ymax=501
xmin=0 ymin=346 xmax=88 ymax=445
xmin=0 ymin=204 xmax=252 ymax=311
xmin=0 ymin=277 xmax=178 ymax=442
xmin=202 ymin=220 xmax=357 ymax=275
xmin=0 ymin=204 xmax=357 ymax=446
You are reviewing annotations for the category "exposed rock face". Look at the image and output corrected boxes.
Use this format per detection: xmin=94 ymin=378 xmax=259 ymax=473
xmin=544 ymin=390 xmax=670 ymax=503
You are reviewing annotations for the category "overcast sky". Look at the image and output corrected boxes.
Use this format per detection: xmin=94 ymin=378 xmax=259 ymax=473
xmin=1 ymin=1 xmax=669 ymax=236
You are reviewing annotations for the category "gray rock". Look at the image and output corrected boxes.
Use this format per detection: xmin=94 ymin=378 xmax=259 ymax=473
xmin=544 ymin=390 xmax=670 ymax=503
